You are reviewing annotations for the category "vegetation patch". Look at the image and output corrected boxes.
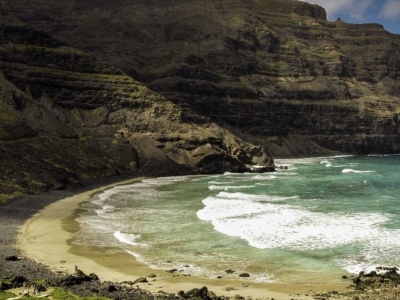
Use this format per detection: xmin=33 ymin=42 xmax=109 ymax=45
xmin=0 ymin=193 xmax=14 ymax=204
xmin=0 ymin=291 xmax=15 ymax=300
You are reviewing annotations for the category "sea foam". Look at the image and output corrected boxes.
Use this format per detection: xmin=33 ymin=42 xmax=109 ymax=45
xmin=197 ymin=192 xmax=389 ymax=251
xmin=342 ymin=169 xmax=375 ymax=174
xmin=114 ymin=231 xmax=141 ymax=246
xmin=76 ymin=156 xmax=400 ymax=282
xmin=208 ymin=185 xmax=255 ymax=191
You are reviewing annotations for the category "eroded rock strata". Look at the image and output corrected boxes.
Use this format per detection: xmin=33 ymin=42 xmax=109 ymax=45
xmin=0 ymin=11 xmax=272 ymax=199
xmin=4 ymin=0 xmax=400 ymax=157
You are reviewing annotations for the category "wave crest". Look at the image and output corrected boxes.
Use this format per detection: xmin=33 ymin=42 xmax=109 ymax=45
xmin=342 ymin=169 xmax=375 ymax=174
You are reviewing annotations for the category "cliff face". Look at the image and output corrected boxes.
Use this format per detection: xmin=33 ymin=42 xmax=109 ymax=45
xmin=5 ymin=0 xmax=400 ymax=157
xmin=0 ymin=11 xmax=273 ymax=200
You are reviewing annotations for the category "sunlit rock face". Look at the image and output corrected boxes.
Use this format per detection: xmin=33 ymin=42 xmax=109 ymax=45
xmin=0 ymin=10 xmax=273 ymax=198
xmin=4 ymin=0 xmax=400 ymax=157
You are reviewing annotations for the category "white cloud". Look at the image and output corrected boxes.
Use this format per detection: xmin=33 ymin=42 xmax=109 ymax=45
xmin=300 ymin=0 xmax=374 ymax=20
xmin=380 ymin=0 xmax=400 ymax=19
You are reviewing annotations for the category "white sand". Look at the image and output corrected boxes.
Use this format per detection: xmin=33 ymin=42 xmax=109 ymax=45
xmin=17 ymin=178 xmax=348 ymax=299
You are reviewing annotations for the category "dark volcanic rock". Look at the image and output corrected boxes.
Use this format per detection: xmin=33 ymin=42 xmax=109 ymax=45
xmin=103 ymin=283 xmax=117 ymax=293
xmin=89 ymin=273 xmax=99 ymax=281
xmin=4 ymin=255 xmax=19 ymax=261
xmin=352 ymin=267 xmax=400 ymax=291
xmin=183 ymin=286 xmax=209 ymax=300
xmin=0 ymin=281 xmax=9 ymax=291
xmin=133 ymin=277 xmax=148 ymax=284
xmin=4 ymin=0 xmax=400 ymax=158
xmin=0 ymin=10 xmax=273 ymax=198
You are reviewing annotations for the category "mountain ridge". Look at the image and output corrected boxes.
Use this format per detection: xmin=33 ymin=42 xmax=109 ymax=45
xmin=4 ymin=0 xmax=400 ymax=157
xmin=0 ymin=10 xmax=273 ymax=200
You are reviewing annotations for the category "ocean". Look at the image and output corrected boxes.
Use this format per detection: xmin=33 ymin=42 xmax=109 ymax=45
xmin=73 ymin=155 xmax=400 ymax=284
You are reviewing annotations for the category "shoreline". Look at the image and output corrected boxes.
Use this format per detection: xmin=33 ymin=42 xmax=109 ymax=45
xmin=16 ymin=176 xmax=349 ymax=300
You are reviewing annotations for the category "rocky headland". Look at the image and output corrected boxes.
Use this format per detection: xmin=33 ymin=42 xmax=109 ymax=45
xmin=0 ymin=10 xmax=272 ymax=200
xmin=3 ymin=0 xmax=400 ymax=159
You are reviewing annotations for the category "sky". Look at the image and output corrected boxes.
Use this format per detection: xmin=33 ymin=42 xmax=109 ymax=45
xmin=300 ymin=0 xmax=400 ymax=34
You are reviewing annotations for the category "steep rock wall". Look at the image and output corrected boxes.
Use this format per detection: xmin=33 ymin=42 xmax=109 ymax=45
xmin=5 ymin=0 xmax=400 ymax=156
xmin=0 ymin=11 xmax=273 ymax=200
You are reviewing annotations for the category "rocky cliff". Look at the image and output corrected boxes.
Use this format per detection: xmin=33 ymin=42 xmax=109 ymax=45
xmin=4 ymin=0 xmax=400 ymax=157
xmin=0 ymin=11 xmax=273 ymax=200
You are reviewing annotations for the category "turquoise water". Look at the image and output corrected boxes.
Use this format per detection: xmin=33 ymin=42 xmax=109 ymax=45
xmin=74 ymin=155 xmax=400 ymax=284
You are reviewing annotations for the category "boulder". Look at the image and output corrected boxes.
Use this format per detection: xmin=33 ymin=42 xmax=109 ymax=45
xmin=133 ymin=277 xmax=148 ymax=284
xmin=5 ymin=255 xmax=19 ymax=261
xmin=183 ymin=286 xmax=209 ymax=299
xmin=165 ymin=269 xmax=178 ymax=273
xmin=89 ymin=273 xmax=99 ymax=281
xmin=0 ymin=281 xmax=10 ymax=290
xmin=103 ymin=284 xmax=117 ymax=293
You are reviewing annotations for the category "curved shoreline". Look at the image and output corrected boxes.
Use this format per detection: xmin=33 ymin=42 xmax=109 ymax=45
xmin=15 ymin=176 xmax=350 ymax=300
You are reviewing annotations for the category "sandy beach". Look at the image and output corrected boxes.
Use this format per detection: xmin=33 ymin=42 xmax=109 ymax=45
xmin=14 ymin=177 xmax=352 ymax=300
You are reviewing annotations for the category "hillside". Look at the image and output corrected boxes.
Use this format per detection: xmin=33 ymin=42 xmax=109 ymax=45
xmin=4 ymin=0 xmax=400 ymax=157
xmin=0 ymin=10 xmax=272 ymax=200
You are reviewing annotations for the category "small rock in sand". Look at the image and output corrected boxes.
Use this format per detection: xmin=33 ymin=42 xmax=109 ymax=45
xmin=5 ymin=256 xmax=19 ymax=261
xmin=133 ymin=277 xmax=148 ymax=284
xmin=165 ymin=269 xmax=177 ymax=273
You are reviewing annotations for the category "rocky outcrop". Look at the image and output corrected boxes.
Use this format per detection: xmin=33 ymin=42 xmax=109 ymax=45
xmin=4 ymin=0 xmax=400 ymax=157
xmin=0 ymin=11 xmax=273 ymax=199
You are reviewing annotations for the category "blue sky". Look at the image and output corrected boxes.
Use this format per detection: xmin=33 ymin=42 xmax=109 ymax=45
xmin=301 ymin=0 xmax=400 ymax=34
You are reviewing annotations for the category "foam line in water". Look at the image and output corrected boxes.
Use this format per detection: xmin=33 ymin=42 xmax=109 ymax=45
xmin=97 ymin=176 xmax=189 ymax=201
xmin=197 ymin=192 xmax=390 ymax=251
xmin=198 ymin=194 xmax=299 ymax=221
xmin=274 ymin=172 xmax=298 ymax=176
xmin=125 ymin=250 xmax=151 ymax=266
xmin=97 ymin=189 xmax=118 ymax=202
xmin=78 ymin=176 xmax=191 ymax=249
xmin=94 ymin=204 xmax=115 ymax=212
xmin=338 ymin=251 xmax=400 ymax=275
xmin=336 ymin=226 xmax=400 ymax=274
xmin=251 ymin=175 xmax=277 ymax=180
xmin=208 ymin=185 xmax=255 ymax=191
xmin=255 ymin=182 xmax=271 ymax=186
xmin=208 ymin=181 xmax=234 ymax=185
xmin=94 ymin=204 xmax=115 ymax=214
xmin=126 ymin=250 xmax=276 ymax=282
xmin=275 ymin=155 xmax=354 ymax=166
xmin=342 ymin=169 xmax=375 ymax=174
xmin=94 ymin=176 xmax=191 ymax=209
xmin=215 ymin=191 xmax=298 ymax=201
xmin=223 ymin=172 xmax=240 ymax=175
xmin=114 ymin=231 xmax=141 ymax=246
xmin=125 ymin=249 xmax=142 ymax=259
xmin=320 ymin=160 xmax=333 ymax=167
xmin=274 ymin=158 xmax=322 ymax=165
